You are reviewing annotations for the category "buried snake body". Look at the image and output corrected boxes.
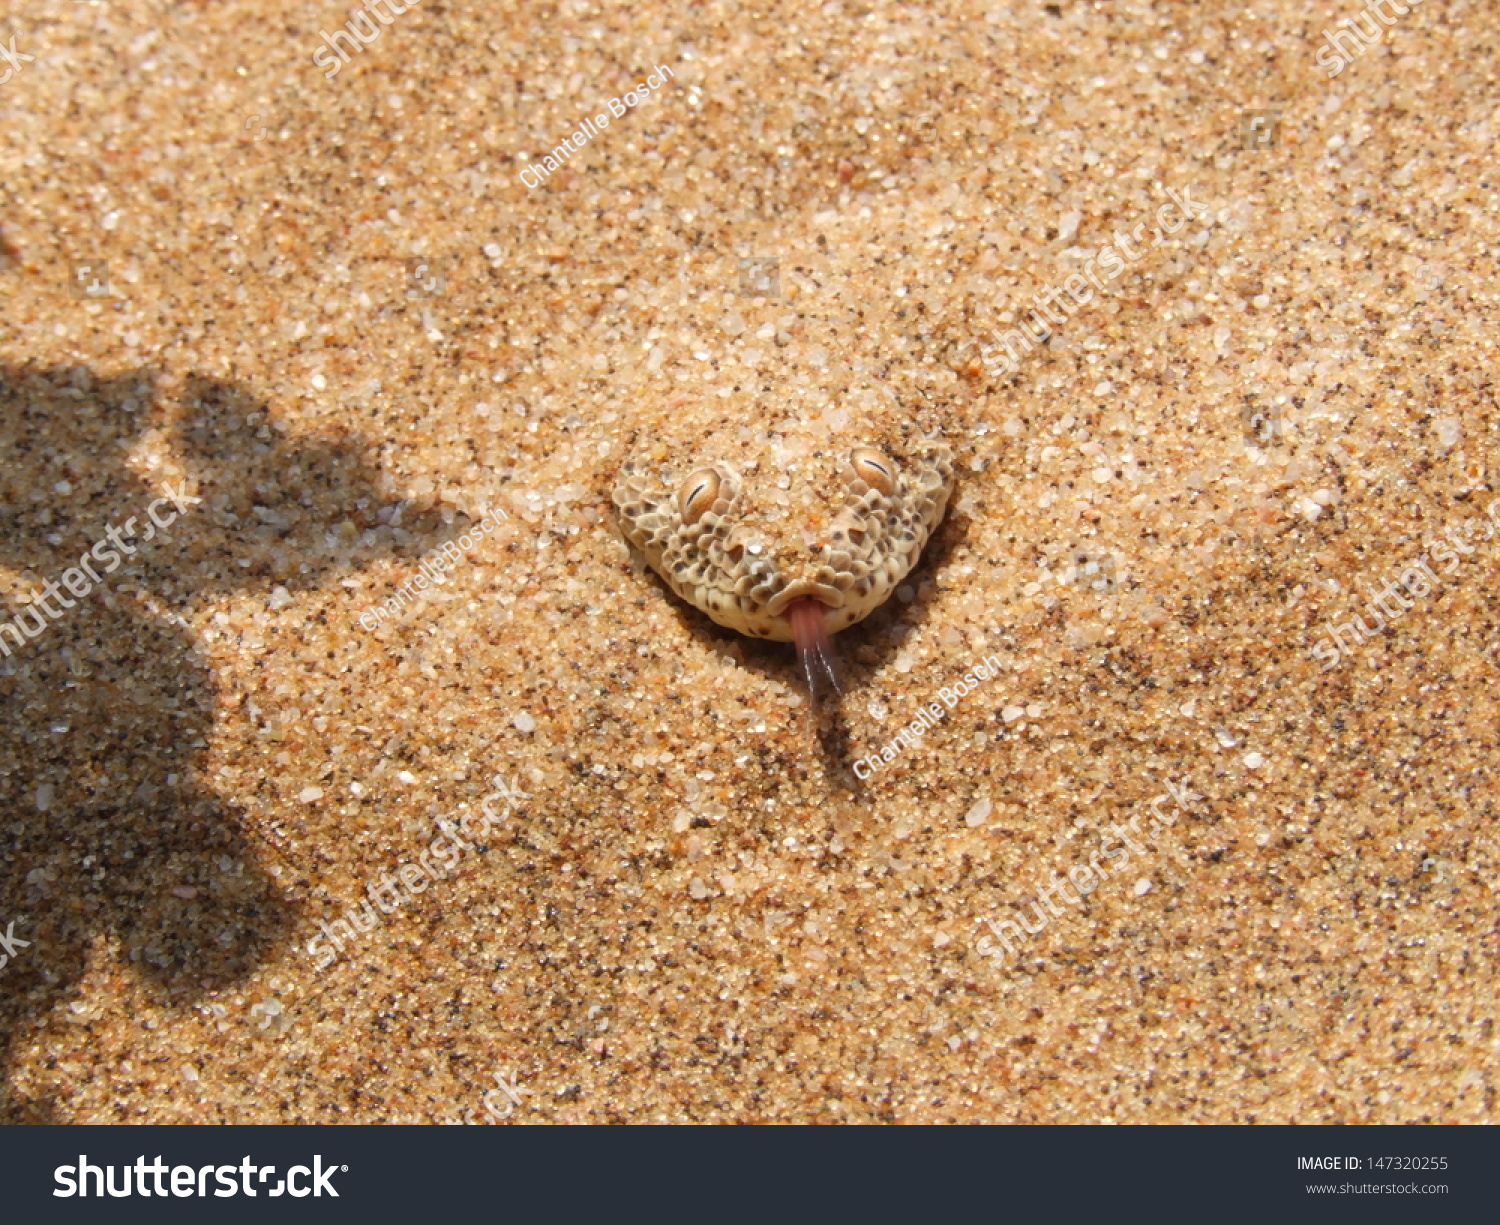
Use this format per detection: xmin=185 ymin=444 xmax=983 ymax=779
xmin=611 ymin=408 xmax=954 ymax=699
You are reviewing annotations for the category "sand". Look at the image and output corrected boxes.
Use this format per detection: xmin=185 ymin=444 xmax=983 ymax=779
xmin=0 ymin=0 xmax=1495 ymax=1123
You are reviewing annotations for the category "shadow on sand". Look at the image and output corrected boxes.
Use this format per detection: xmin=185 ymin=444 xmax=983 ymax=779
xmin=0 ymin=363 xmax=443 ymax=1120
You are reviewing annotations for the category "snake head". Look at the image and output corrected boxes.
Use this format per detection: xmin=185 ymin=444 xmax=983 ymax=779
xmin=612 ymin=428 xmax=953 ymax=663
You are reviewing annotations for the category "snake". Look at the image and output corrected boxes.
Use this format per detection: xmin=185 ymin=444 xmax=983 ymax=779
xmin=611 ymin=403 xmax=954 ymax=698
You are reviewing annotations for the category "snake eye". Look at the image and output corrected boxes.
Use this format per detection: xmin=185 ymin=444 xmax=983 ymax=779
xmin=850 ymin=448 xmax=898 ymax=495
xmin=678 ymin=468 xmax=722 ymax=524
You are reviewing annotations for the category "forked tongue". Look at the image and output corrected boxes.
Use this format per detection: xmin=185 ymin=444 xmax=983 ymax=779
xmin=786 ymin=597 xmax=842 ymax=707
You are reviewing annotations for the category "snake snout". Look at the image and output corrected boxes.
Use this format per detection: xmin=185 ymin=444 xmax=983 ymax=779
xmin=766 ymin=580 xmax=845 ymax=618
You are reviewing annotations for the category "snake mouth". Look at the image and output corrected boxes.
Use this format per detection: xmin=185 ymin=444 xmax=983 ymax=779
xmin=766 ymin=581 xmax=844 ymax=619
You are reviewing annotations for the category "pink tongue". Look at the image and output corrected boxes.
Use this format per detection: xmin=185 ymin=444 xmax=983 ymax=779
xmin=786 ymin=597 xmax=842 ymax=703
